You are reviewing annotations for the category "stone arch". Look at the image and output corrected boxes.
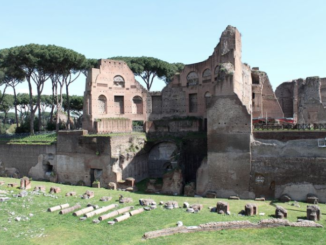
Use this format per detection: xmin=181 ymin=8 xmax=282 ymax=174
xmin=202 ymin=68 xmax=211 ymax=78
xmin=187 ymin=71 xmax=198 ymax=86
xmin=132 ymin=96 xmax=143 ymax=114
xmin=148 ymin=142 xmax=178 ymax=178
xmin=98 ymin=95 xmax=107 ymax=114
xmin=113 ymin=75 xmax=125 ymax=87
xmin=204 ymin=92 xmax=212 ymax=108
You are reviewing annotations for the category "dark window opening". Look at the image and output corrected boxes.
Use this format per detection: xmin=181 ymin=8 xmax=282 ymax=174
xmin=252 ymin=74 xmax=260 ymax=84
xmin=114 ymin=96 xmax=124 ymax=114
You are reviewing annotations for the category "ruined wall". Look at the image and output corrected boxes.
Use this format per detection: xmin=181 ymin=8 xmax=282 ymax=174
xmin=55 ymin=131 xmax=148 ymax=186
xmin=251 ymin=138 xmax=326 ymax=202
xmin=297 ymin=77 xmax=326 ymax=124
xmin=276 ymin=77 xmax=326 ymax=123
xmin=94 ymin=118 xmax=132 ymax=133
xmin=197 ymin=93 xmax=253 ymax=198
xmin=0 ymin=144 xmax=55 ymax=178
xmin=275 ymin=81 xmax=295 ymax=118
xmin=146 ymin=118 xmax=201 ymax=133
xmin=252 ymin=69 xmax=283 ymax=119
xmin=83 ymin=59 xmax=148 ymax=133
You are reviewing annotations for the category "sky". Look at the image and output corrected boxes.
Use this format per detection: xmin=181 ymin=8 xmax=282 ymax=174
xmin=1 ymin=0 xmax=326 ymax=95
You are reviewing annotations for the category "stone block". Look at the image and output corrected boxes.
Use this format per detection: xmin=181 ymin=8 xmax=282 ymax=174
xmin=49 ymin=187 xmax=61 ymax=194
xmin=108 ymin=182 xmax=117 ymax=190
xmin=279 ymin=194 xmax=291 ymax=202
xmin=65 ymin=191 xmax=77 ymax=197
xmin=164 ymin=201 xmax=179 ymax=209
xmin=245 ymin=203 xmax=258 ymax=216
xmin=190 ymin=204 xmax=203 ymax=211
xmin=306 ymin=194 xmax=318 ymax=204
xmin=82 ymin=190 xmax=94 ymax=199
xmin=119 ymin=195 xmax=133 ymax=203
xmin=34 ymin=186 xmax=46 ymax=192
xmin=307 ymin=205 xmax=321 ymax=221
xmin=139 ymin=199 xmax=155 ymax=206
xmin=275 ymin=206 xmax=287 ymax=219
xmin=20 ymin=177 xmax=31 ymax=190
xmin=7 ymin=183 xmax=18 ymax=188
xmin=216 ymin=201 xmax=229 ymax=214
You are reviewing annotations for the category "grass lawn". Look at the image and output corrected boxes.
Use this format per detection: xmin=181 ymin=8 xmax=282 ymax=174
xmin=0 ymin=133 xmax=57 ymax=145
xmin=0 ymin=177 xmax=325 ymax=245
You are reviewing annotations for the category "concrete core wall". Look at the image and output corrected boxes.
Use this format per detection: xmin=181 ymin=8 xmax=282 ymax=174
xmin=251 ymin=138 xmax=326 ymax=202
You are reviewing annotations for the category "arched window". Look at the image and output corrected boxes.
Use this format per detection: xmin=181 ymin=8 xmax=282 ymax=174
xmin=113 ymin=75 xmax=125 ymax=87
xmin=98 ymin=95 xmax=107 ymax=114
xmin=203 ymin=69 xmax=211 ymax=78
xmin=205 ymin=92 xmax=211 ymax=108
xmin=187 ymin=72 xmax=198 ymax=86
xmin=132 ymin=96 xmax=143 ymax=114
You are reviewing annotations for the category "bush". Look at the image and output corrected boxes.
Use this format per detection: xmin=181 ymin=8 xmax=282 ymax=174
xmin=15 ymin=116 xmax=39 ymax=133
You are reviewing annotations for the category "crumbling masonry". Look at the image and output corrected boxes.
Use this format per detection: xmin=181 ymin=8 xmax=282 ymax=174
xmin=1 ymin=25 xmax=326 ymax=201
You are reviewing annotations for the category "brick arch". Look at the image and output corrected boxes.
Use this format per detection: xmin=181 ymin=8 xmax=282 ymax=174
xmin=98 ymin=95 xmax=107 ymax=114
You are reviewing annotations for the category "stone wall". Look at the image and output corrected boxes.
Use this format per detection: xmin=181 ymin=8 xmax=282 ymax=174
xmin=54 ymin=131 xmax=148 ymax=186
xmin=251 ymin=138 xmax=326 ymax=201
xmin=252 ymin=69 xmax=283 ymax=119
xmin=275 ymin=81 xmax=295 ymax=118
xmin=94 ymin=118 xmax=132 ymax=133
xmin=254 ymin=131 xmax=326 ymax=141
xmin=0 ymin=144 xmax=55 ymax=178
xmin=297 ymin=77 xmax=326 ymax=124
xmin=83 ymin=59 xmax=148 ymax=133
xmin=146 ymin=118 xmax=201 ymax=133
xmin=276 ymin=76 xmax=326 ymax=123
xmin=197 ymin=93 xmax=253 ymax=198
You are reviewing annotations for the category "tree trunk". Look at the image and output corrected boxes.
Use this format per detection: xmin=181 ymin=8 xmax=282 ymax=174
xmin=27 ymin=78 xmax=35 ymax=135
xmin=66 ymin=83 xmax=71 ymax=130
xmin=56 ymin=82 xmax=64 ymax=132
xmin=3 ymin=111 xmax=8 ymax=133
xmin=38 ymin=101 xmax=42 ymax=131
xmin=13 ymin=87 xmax=19 ymax=129
xmin=50 ymin=80 xmax=56 ymax=123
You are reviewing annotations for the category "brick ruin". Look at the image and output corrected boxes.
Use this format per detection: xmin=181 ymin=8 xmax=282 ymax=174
xmin=276 ymin=76 xmax=326 ymax=124
xmin=1 ymin=25 xmax=326 ymax=201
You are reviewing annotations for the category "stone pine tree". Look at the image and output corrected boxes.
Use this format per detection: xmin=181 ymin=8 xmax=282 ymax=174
xmin=2 ymin=44 xmax=53 ymax=134
xmin=0 ymin=94 xmax=14 ymax=133
xmin=46 ymin=46 xmax=86 ymax=132
xmin=82 ymin=59 xmax=99 ymax=77
xmin=0 ymin=48 xmax=25 ymax=129
xmin=109 ymin=56 xmax=182 ymax=91
xmin=63 ymin=51 xmax=86 ymax=130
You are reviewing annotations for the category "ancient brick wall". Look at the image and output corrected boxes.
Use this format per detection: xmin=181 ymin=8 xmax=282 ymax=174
xmin=197 ymin=93 xmax=253 ymax=198
xmin=55 ymin=131 xmax=148 ymax=186
xmin=0 ymin=144 xmax=55 ymax=177
xmin=275 ymin=81 xmax=295 ymax=118
xmin=252 ymin=69 xmax=283 ymax=119
xmin=83 ymin=59 xmax=148 ymax=133
xmin=297 ymin=77 xmax=326 ymax=124
xmin=94 ymin=119 xmax=132 ymax=133
xmin=251 ymin=138 xmax=326 ymax=201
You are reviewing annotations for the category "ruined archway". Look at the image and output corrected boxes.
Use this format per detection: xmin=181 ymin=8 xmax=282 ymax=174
xmin=148 ymin=142 xmax=177 ymax=178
